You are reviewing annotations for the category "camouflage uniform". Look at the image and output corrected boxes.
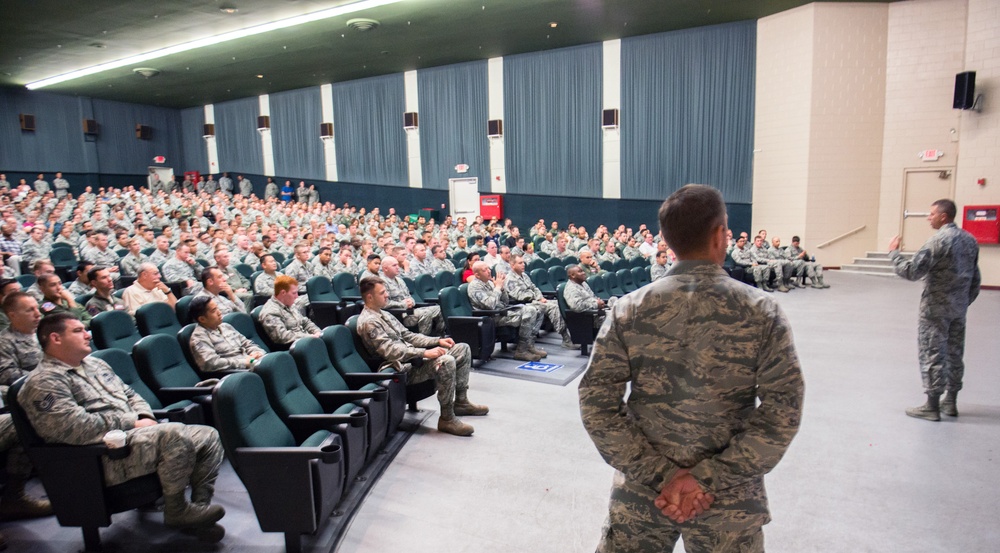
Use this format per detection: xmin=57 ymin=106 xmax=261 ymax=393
xmin=310 ymin=259 xmax=339 ymax=280
xmin=19 ymin=355 xmax=223 ymax=496
xmin=504 ymin=270 xmax=566 ymax=334
xmin=771 ymin=246 xmax=806 ymax=282
xmin=120 ymin=252 xmax=149 ymax=277
xmin=564 ymin=279 xmax=613 ymax=328
xmin=83 ymin=247 xmax=121 ymax=274
xmin=190 ymin=323 xmax=263 ymax=373
xmin=195 ymin=289 xmax=245 ymax=316
xmin=0 ymin=408 xmax=34 ymax=481
xmin=148 ymin=249 xmax=172 ymax=268
xmin=20 ymin=239 xmax=51 ymax=267
xmin=0 ymin=328 xmax=42 ymax=385
xmin=357 ymin=306 xmax=469 ymax=419
xmin=161 ymin=258 xmax=203 ymax=296
xmin=66 ymin=279 xmax=93 ymax=297
xmin=579 ymin=260 xmax=804 ymax=552
xmin=220 ymin=265 xmax=252 ymax=309
xmin=760 ymin=246 xmax=794 ymax=285
xmin=786 ymin=244 xmax=822 ymax=282
xmin=40 ymin=298 xmax=92 ymax=328
xmin=408 ymin=257 xmax=435 ymax=278
xmin=258 ymin=297 xmax=320 ymax=346
xmin=467 ymin=278 xmax=542 ymax=349
xmin=283 ymin=258 xmax=313 ymax=293
xmin=383 ymin=275 xmax=443 ymax=335
xmin=730 ymin=246 xmax=774 ymax=288
xmin=650 ymin=263 xmax=669 ymax=282
xmin=891 ymin=222 xmax=981 ymax=396
xmin=254 ymin=271 xmax=280 ymax=296
xmin=85 ymin=293 xmax=127 ymax=317
xmin=430 ymin=258 xmax=456 ymax=273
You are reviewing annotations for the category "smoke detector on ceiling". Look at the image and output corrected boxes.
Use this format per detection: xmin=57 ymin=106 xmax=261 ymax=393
xmin=346 ymin=18 xmax=380 ymax=31
xmin=133 ymin=67 xmax=161 ymax=78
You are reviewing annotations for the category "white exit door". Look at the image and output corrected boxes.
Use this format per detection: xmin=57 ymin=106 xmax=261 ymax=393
xmin=900 ymin=168 xmax=954 ymax=252
xmin=449 ymin=177 xmax=480 ymax=221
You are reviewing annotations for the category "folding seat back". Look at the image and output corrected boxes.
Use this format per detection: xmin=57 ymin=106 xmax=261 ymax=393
xmin=234 ymin=263 xmax=254 ymax=279
xmin=631 ymin=256 xmax=649 ymax=269
xmin=451 ymin=251 xmax=468 ymax=267
xmin=289 ymin=337 xmax=388 ymax=457
xmin=526 ymin=258 xmax=546 ymax=273
xmin=586 ymin=275 xmax=611 ymax=301
xmin=603 ymin=271 xmax=625 ymax=297
xmin=307 ymin=276 xmax=339 ymax=302
xmin=454 ymin=267 xmax=468 ymax=285
xmin=415 ymin=273 xmax=439 ymax=302
xmin=135 ymin=302 xmax=181 ymax=337
xmin=556 ymin=283 xmax=599 ymax=355
xmin=544 ymin=257 xmax=563 ymax=270
xmin=89 ymin=349 xmax=203 ymax=424
xmin=599 ymin=260 xmax=615 ymax=272
xmin=530 ymin=268 xmax=556 ymax=295
xmin=331 ymin=272 xmax=362 ymax=302
xmin=132 ymin=334 xmax=212 ymax=421
xmin=174 ymin=295 xmax=194 ymax=326
xmin=562 ymin=255 xmax=579 ymax=267
xmin=223 ymin=312 xmax=270 ymax=352
xmin=90 ymin=310 xmax=142 ymax=352
xmin=307 ymin=275 xmax=344 ymax=328
xmin=270 ymin=251 xmax=286 ymax=265
xmin=323 ymin=324 xmax=407 ymax=432
xmin=434 ymin=270 xmax=455 ymax=290
xmin=74 ymin=292 xmax=94 ymax=306
xmin=255 ymin=351 xmax=367 ymax=483
xmin=616 ymin=269 xmax=637 ymax=293
xmin=632 ymin=266 xmax=652 ymax=288
xmin=548 ymin=265 xmax=568 ymax=288
xmin=251 ymin=305 xmax=287 ymax=352
xmin=614 ymin=258 xmax=631 ymax=273
xmin=438 ymin=286 xmax=498 ymax=363
xmin=212 ymin=372 xmax=345 ymax=551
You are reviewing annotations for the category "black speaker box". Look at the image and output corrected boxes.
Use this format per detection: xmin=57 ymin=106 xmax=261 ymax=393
xmin=83 ymin=119 xmax=99 ymax=135
xmin=488 ymin=119 xmax=503 ymax=137
xmin=257 ymin=115 xmax=270 ymax=129
xmin=203 ymin=123 xmax=215 ymax=136
xmin=135 ymin=124 xmax=152 ymax=140
xmin=19 ymin=113 xmax=35 ymax=131
xmin=953 ymin=71 xmax=976 ymax=110
xmin=320 ymin=122 xmax=333 ymax=137
xmin=403 ymin=112 xmax=418 ymax=129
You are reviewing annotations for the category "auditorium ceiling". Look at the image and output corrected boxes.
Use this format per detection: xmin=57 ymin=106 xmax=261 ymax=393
xmin=1 ymin=0 xmax=895 ymax=109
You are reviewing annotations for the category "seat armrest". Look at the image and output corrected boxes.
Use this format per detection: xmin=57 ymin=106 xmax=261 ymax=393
xmin=340 ymin=295 xmax=362 ymax=302
xmin=157 ymin=386 xmax=213 ymax=404
xmin=471 ymin=305 xmax=518 ymax=317
xmin=343 ymin=372 xmax=402 ymax=386
xmin=235 ymin=444 xmax=341 ymax=465
xmin=286 ymin=413 xmax=367 ymax=438
xmin=315 ymin=388 xmax=388 ymax=411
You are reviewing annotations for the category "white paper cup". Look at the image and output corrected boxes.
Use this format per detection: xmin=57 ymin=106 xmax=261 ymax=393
xmin=104 ymin=430 xmax=127 ymax=449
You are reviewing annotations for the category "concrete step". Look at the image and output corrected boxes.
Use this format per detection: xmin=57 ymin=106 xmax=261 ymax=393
xmin=853 ymin=257 xmax=893 ymax=266
xmin=865 ymin=251 xmax=913 ymax=259
xmin=839 ymin=264 xmax=898 ymax=275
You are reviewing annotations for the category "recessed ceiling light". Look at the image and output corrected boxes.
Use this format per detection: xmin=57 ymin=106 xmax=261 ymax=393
xmin=256 ymin=74 xmax=264 ymax=78
xmin=219 ymin=4 xmax=238 ymax=14
xmin=346 ymin=18 xmax=380 ymax=31
xmin=89 ymin=42 xmax=107 ymax=49
xmin=549 ymin=22 xmax=558 ymax=28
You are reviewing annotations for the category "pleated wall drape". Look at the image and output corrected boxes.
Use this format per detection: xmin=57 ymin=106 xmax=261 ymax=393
xmin=332 ymin=74 xmax=408 ymax=186
xmin=270 ymin=87 xmax=325 ymax=181
xmin=214 ymin=96 xmax=263 ymax=175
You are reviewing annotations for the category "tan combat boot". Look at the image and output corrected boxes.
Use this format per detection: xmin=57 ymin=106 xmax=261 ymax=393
xmin=513 ymin=345 xmax=542 ymax=361
xmin=0 ymin=480 xmax=53 ymax=520
xmin=529 ymin=344 xmax=548 ymax=358
xmin=454 ymin=391 xmax=489 ymax=416
xmin=163 ymin=492 xmax=225 ymax=529
xmin=905 ymin=394 xmax=941 ymax=422
xmin=437 ymin=416 xmax=474 ymax=436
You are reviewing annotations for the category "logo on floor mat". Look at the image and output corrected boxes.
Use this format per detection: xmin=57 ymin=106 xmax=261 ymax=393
xmin=515 ymin=362 xmax=564 ymax=373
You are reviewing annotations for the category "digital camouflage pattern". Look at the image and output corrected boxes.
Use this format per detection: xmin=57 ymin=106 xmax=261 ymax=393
xmin=467 ymin=277 xmax=541 ymax=347
xmin=357 ymin=306 xmax=469 ymax=418
xmin=579 ymin=260 xmax=804 ymax=548
xmin=190 ymin=322 xmax=263 ymax=373
xmin=383 ymin=275 xmax=442 ymax=335
xmin=258 ymin=297 xmax=320 ymax=345
xmin=891 ymin=222 xmax=980 ymax=395
xmin=19 ymin=355 xmax=223 ymax=494
xmin=504 ymin=270 xmax=566 ymax=334
xmin=0 ymin=328 xmax=42 ymax=385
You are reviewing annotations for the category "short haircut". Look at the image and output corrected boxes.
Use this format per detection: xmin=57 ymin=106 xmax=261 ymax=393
xmin=188 ymin=295 xmax=213 ymax=322
xmin=259 ymin=253 xmax=274 ymax=266
xmin=77 ymin=261 xmax=94 ymax=273
xmin=430 ymin=245 xmax=442 ymax=256
xmin=37 ymin=273 xmax=61 ymax=287
xmin=658 ymin=184 xmax=726 ymax=257
xmin=317 ymin=246 xmax=331 ymax=255
xmin=792 ymin=236 xmax=801 ymax=243
xmin=367 ymin=253 xmax=381 ymax=263
xmin=273 ymin=275 xmax=297 ymax=295
xmin=359 ymin=277 xmax=384 ymax=297
xmin=932 ymin=199 xmax=957 ymax=221
xmin=137 ymin=262 xmax=159 ymax=276
xmin=86 ymin=266 xmax=107 ymax=282
xmin=38 ymin=312 xmax=78 ymax=349
xmin=2 ymin=291 xmax=32 ymax=314
xmin=200 ymin=267 xmax=220 ymax=285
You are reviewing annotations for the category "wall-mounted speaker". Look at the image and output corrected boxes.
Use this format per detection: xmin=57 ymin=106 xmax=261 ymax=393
xmin=953 ymin=71 xmax=976 ymax=110
xmin=135 ymin=124 xmax=152 ymax=140
xmin=19 ymin=114 xmax=36 ymax=132
xmin=488 ymin=119 xmax=503 ymax=138
xmin=320 ymin=122 xmax=334 ymax=137
xmin=257 ymin=115 xmax=270 ymax=130
xmin=403 ymin=112 xmax=418 ymax=129
xmin=602 ymin=108 xmax=620 ymax=129
xmin=83 ymin=119 xmax=99 ymax=136
xmin=203 ymin=123 xmax=215 ymax=137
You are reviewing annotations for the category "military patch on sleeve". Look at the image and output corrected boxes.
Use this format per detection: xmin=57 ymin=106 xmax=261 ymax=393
xmin=33 ymin=393 xmax=55 ymax=412
xmin=41 ymin=302 xmax=57 ymax=312
xmin=368 ymin=328 xmax=378 ymax=339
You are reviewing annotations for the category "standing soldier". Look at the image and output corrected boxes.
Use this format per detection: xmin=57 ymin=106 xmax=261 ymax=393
xmin=238 ymin=175 xmax=253 ymax=197
xmin=889 ymin=199 xmax=980 ymax=421
xmin=580 ymin=184 xmax=804 ymax=552
xmin=52 ymin=172 xmax=70 ymax=198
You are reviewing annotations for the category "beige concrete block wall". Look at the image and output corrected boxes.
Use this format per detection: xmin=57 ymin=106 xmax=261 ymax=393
xmin=752 ymin=5 xmax=814 ymax=240
xmin=955 ymin=0 xmax=1000 ymax=285
xmin=805 ymin=3 xmax=888 ymax=266
xmin=877 ymin=0 xmax=968 ymax=247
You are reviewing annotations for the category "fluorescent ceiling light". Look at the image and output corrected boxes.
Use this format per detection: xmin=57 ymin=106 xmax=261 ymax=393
xmin=26 ymin=0 xmax=407 ymax=90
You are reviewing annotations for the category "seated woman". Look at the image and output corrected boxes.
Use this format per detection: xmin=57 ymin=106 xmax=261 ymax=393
xmin=461 ymin=253 xmax=480 ymax=284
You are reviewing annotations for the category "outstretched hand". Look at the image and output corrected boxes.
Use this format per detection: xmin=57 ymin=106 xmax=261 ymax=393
xmin=654 ymin=469 xmax=714 ymax=524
